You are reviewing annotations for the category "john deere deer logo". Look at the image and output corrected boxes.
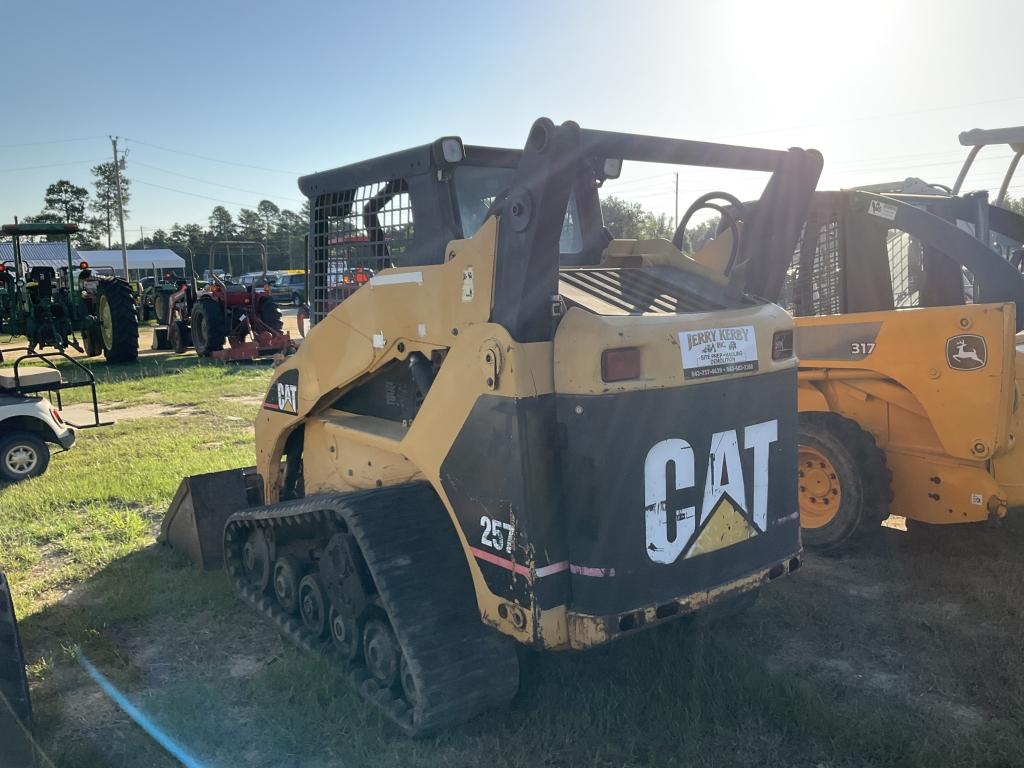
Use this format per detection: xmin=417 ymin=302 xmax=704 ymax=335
xmin=946 ymin=334 xmax=987 ymax=371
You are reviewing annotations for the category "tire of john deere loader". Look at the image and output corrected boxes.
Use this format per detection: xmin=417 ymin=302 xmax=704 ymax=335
xmin=258 ymin=296 xmax=283 ymax=331
xmin=798 ymin=412 xmax=877 ymax=553
xmin=96 ymin=277 xmax=139 ymax=363
xmin=0 ymin=570 xmax=35 ymax=767
xmin=154 ymin=293 xmax=171 ymax=325
xmin=191 ymin=296 xmax=227 ymax=356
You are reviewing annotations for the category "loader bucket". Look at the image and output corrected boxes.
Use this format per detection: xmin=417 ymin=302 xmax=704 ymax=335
xmin=159 ymin=467 xmax=261 ymax=570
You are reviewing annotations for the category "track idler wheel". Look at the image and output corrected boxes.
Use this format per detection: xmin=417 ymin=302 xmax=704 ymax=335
xmin=329 ymin=605 xmax=361 ymax=661
xmin=298 ymin=574 xmax=329 ymax=639
xmin=363 ymin=618 xmax=401 ymax=689
xmin=272 ymin=555 xmax=302 ymax=615
xmin=242 ymin=529 xmax=271 ymax=592
xmin=400 ymin=654 xmax=421 ymax=709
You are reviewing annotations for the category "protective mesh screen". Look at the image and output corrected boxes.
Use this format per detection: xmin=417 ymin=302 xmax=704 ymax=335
xmin=781 ymin=217 xmax=842 ymax=316
xmin=311 ymin=180 xmax=413 ymax=322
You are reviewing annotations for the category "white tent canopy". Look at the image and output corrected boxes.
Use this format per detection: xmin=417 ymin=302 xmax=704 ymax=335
xmin=0 ymin=244 xmax=186 ymax=276
xmin=78 ymin=249 xmax=185 ymax=274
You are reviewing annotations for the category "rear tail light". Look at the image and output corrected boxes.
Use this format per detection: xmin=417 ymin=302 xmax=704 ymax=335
xmin=772 ymin=330 xmax=794 ymax=360
xmin=601 ymin=347 xmax=642 ymax=382
xmin=355 ymin=268 xmax=369 ymax=285
xmin=51 ymin=409 xmax=62 ymax=424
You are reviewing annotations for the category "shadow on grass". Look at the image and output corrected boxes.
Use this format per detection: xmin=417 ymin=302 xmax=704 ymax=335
xmin=15 ymin=520 xmax=1024 ymax=768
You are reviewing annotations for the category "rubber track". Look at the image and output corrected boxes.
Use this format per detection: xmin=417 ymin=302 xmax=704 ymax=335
xmin=0 ymin=570 xmax=35 ymax=767
xmin=224 ymin=483 xmax=519 ymax=736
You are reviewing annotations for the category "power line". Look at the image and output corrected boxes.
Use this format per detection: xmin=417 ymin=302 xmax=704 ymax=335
xmin=122 ymin=137 xmax=299 ymax=175
xmin=131 ymin=160 xmax=304 ymax=204
xmin=0 ymin=157 xmax=108 ymax=174
xmin=0 ymin=135 xmax=107 ymax=150
xmin=132 ymin=179 xmax=255 ymax=207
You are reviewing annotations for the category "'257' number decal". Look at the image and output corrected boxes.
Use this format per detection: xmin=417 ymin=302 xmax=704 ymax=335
xmin=480 ymin=516 xmax=515 ymax=554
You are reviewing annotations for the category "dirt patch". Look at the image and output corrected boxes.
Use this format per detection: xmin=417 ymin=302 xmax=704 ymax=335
xmin=62 ymin=395 xmax=263 ymax=425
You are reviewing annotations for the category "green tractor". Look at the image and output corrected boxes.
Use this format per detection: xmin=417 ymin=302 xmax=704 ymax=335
xmin=1 ymin=222 xmax=139 ymax=363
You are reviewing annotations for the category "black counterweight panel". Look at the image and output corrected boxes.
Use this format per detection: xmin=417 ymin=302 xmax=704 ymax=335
xmin=440 ymin=395 xmax=571 ymax=612
xmin=557 ymin=368 xmax=799 ymax=617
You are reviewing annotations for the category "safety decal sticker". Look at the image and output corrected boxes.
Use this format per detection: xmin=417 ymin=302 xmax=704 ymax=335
xmin=679 ymin=325 xmax=758 ymax=379
xmin=263 ymin=369 xmax=299 ymax=414
xmin=946 ymin=334 xmax=987 ymax=371
xmin=867 ymin=199 xmax=898 ymax=221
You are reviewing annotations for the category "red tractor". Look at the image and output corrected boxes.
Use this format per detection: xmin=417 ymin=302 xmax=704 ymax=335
xmin=166 ymin=241 xmax=292 ymax=359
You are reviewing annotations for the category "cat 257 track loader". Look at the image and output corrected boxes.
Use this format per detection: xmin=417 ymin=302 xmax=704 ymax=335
xmin=162 ymin=118 xmax=822 ymax=734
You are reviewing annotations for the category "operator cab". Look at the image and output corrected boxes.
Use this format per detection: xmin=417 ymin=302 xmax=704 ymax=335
xmin=300 ymin=136 xmax=821 ymax=326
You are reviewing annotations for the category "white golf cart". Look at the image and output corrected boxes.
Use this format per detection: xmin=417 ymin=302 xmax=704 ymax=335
xmin=0 ymin=350 xmax=107 ymax=482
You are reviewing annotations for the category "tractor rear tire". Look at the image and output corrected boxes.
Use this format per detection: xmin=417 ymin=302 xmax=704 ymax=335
xmin=96 ymin=278 xmax=139 ymax=364
xmin=82 ymin=325 xmax=103 ymax=357
xmin=191 ymin=296 xmax=227 ymax=356
xmin=0 ymin=432 xmax=50 ymax=482
xmin=258 ymin=296 xmax=283 ymax=332
xmin=153 ymin=293 xmax=171 ymax=325
xmin=798 ymin=413 xmax=890 ymax=553
xmin=168 ymin=320 xmax=191 ymax=354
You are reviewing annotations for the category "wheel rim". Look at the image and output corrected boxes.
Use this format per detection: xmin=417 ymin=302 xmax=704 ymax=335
xmin=400 ymin=653 xmax=420 ymax=708
xmin=98 ymin=294 xmax=113 ymax=348
xmin=363 ymin=620 xmax=400 ymax=688
xmin=798 ymin=445 xmax=842 ymax=529
xmin=298 ymin=575 xmax=327 ymax=638
xmin=273 ymin=557 xmax=300 ymax=614
xmin=242 ymin=529 xmax=271 ymax=591
xmin=4 ymin=444 xmax=37 ymax=476
xmin=329 ymin=605 xmax=360 ymax=661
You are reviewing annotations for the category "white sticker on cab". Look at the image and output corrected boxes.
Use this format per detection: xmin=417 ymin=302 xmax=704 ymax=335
xmin=679 ymin=325 xmax=758 ymax=380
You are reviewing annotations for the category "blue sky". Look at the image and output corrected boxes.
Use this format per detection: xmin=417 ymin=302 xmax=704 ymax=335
xmin=3 ymin=0 xmax=1024 ymax=235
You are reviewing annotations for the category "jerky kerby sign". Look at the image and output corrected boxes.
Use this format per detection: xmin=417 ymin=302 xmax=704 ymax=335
xmin=679 ymin=325 xmax=758 ymax=379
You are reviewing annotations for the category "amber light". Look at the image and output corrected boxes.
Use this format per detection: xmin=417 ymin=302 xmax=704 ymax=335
xmin=772 ymin=330 xmax=794 ymax=360
xmin=601 ymin=347 xmax=642 ymax=382
xmin=355 ymin=268 xmax=369 ymax=284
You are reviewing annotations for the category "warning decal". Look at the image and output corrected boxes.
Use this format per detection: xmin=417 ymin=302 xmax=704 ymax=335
xmin=679 ymin=325 xmax=758 ymax=380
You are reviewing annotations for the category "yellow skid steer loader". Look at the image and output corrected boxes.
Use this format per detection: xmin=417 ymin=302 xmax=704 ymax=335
xmin=162 ymin=118 xmax=822 ymax=733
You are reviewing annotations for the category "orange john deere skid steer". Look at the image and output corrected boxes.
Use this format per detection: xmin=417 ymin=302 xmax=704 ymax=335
xmin=729 ymin=188 xmax=1024 ymax=550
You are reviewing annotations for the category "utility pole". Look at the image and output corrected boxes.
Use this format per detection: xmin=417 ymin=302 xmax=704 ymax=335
xmin=674 ymin=172 xmax=679 ymax=233
xmin=140 ymin=227 xmax=145 ymax=248
xmin=110 ymin=136 xmax=129 ymax=278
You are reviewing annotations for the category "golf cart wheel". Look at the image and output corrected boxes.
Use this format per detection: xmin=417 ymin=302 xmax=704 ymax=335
xmin=258 ymin=296 xmax=283 ymax=332
xmin=191 ymin=296 xmax=227 ymax=356
xmin=96 ymin=277 xmax=139 ymax=363
xmin=153 ymin=293 xmax=171 ymax=325
xmin=0 ymin=432 xmax=50 ymax=482
xmin=82 ymin=325 xmax=103 ymax=357
xmin=168 ymin=320 xmax=191 ymax=354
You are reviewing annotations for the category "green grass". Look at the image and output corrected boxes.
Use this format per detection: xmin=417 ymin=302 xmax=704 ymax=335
xmin=2 ymin=356 xmax=1024 ymax=767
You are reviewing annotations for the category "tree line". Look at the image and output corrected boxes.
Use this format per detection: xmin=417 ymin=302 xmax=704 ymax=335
xmin=20 ymin=168 xmax=308 ymax=271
